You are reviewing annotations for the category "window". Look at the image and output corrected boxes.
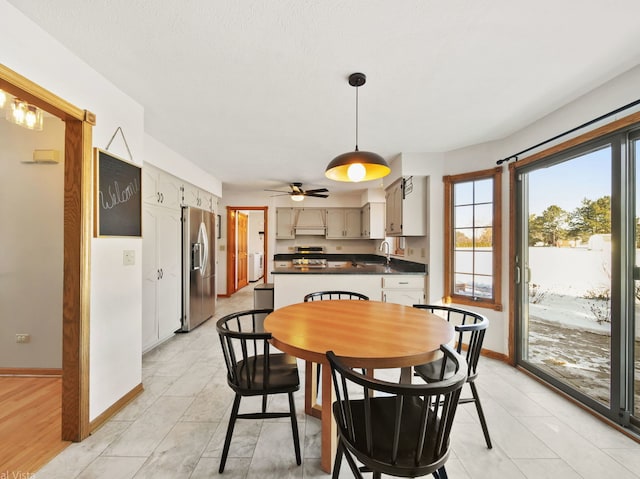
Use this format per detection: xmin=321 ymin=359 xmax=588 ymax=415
xmin=444 ymin=167 xmax=502 ymax=310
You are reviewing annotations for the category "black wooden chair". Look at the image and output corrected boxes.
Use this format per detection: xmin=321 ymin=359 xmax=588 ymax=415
xmin=412 ymin=304 xmax=492 ymax=449
xmin=303 ymin=290 xmax=369 ymax=302
xmin=327 ymin=344 xmax=467 ymax=479
xmin=216 ymin=309 xmax=301 ymax=473
xmin=304 ymin=290 xmax=369 ymax=396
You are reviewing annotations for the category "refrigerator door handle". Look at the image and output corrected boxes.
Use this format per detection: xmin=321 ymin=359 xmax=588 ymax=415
xmin=192 ymin=243 xmax=201 ymax=271
xmin=199 ymin=221 xmax=209 ymax=276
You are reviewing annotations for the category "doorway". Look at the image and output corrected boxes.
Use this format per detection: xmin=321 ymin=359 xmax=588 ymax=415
xmin=226 ymin=206 xmax=268 ymax=296
xmin=513 ymin=122 xmax=640 ymax=432
xmin=0 ymin=65 xmax=93 ymax=441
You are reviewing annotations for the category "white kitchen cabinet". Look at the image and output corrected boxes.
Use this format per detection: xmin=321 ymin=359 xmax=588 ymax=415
xmin=142 ymin=164 xmax=182 ymax=209
xmin=326 ymin=208 xmax=362 ymax=239
xmin=361 ymin=202 xmax=385 ymax=239
xmin=276 ymin=207 xmax=295 ymax=239
xmin=142 ymin=205 xmax=182 ymax=352
xmin=381 ymin=275 xmax=425 ymax=306
xmin=273 ymin=274 xmax=381 ymax=309
xmin=385 ymin=176 xmax=427 ymax=236
xmin=183 ymin=182 xmax=208 ymax=209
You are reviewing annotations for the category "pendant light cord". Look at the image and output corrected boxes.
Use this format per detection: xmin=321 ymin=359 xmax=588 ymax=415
xmin=354 ymin=86 xmax=359 ymax=152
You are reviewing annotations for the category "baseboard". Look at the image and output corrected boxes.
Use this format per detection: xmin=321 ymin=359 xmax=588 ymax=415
xmin=481 ymin=348 xmax=508 ymax=362
xmin=0 ymin=367 xmax=62 ymax=377
xmin=89 ymin=383 xmax=144 ymax=433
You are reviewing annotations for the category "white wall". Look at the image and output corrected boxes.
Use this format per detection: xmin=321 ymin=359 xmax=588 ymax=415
xmin=143 ymin=134 xmax=222 ymax=198
xmin=0 ymin=117 xmax=65 ymax=368
xmin=1 ymin=0 xmax=223 ymax=421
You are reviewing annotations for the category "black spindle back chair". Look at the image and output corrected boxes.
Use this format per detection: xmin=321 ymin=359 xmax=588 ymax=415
xmin=216 ymin=309 xmax=301 ymax=473
xmin=327 ymin=344 xmax=467 ymax=479
xmin=413 ymin=304 xmax=492 ymax=449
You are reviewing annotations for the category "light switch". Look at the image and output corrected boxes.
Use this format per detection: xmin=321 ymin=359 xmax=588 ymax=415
xmin=123 ymin=250 xmax=135 ymax=265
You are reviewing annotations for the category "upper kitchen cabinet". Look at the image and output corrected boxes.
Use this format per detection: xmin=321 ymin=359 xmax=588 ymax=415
xmin=142 ymin=164 xmax=182 ymax=209
xmin=183 ymin=182 xmax=213 ymax=210
xmin=326 ymin=208 xmax=362 ymax=239
xmin=276 ymin=207 xmax=295 ymax=239
xmin=361 ymin=202 xmax=385 ymax=239
xmin=385 ymin=176 xmax=427 ymax=236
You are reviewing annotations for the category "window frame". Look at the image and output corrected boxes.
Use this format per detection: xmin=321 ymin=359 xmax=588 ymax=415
xmin=444 ymin=166 xmax=502 ymax=311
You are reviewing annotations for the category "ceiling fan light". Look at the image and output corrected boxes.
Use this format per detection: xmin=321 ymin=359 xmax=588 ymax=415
xmin=290 ymin=194 xmax=305 ymax=201
xmin=325 ymin=150 xmax=391 ymax=182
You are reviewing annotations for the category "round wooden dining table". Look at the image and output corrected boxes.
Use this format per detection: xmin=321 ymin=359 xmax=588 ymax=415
xmin=264 ymin=300 xmax=454 ymax=473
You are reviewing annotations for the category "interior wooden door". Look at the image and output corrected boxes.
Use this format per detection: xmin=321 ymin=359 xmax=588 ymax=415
xmin=237 ymin=212 xmax=249 ymax=289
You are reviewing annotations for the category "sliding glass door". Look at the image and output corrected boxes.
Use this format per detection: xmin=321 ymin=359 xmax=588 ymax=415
xmin=633 ymin=135 xmax=640 ymax=426
xmin=516 ymin=130 xmax=638 ymax=429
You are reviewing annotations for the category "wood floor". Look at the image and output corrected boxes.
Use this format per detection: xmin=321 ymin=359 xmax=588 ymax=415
xmin=0 ymin=376 xmax=70 ymax=474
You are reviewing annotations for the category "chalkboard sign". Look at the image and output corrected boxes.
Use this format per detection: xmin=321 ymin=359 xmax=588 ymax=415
xmin=94 ymin=148 xmax=142 ymax=237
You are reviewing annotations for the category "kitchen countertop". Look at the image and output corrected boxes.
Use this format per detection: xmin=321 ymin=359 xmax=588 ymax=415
xmin=272 ymin=255 xmax=427 ymax=275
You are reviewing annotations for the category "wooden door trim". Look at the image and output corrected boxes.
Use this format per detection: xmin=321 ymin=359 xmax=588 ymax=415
xmin=1 ymin=64 xmax=94 ymax=441
xmin=225 ymin=206 xmax=268 ymax=296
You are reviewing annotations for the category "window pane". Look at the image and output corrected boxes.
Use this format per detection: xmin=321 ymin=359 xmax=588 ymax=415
xmin=474 ymin=227 xmax=492 ymax=247
xmin=474 ymin=250 xmax=493 ymax=275
xmin=455 ymin=228 xmax=474 ymax=248
xmin=454 ymin=205 xmax=473 ymax=228
xmin=474 ymin=178 xmax=493 ymax=203
xmin=454 ymin=273 xmax=473 ymax=295
xmin=475 ymin=203 xmax=493 ymax=227
xmin=473 ymin=275 xmax=493 ymax=298
xmin=454 ymin=182 xmax=473 ymax=206
xmin=454 ymin=250 xmax=473 ymax=274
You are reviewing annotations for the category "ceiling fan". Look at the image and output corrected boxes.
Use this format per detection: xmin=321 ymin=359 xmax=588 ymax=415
xmin=265 ymin=182 xmax=329 ymax=201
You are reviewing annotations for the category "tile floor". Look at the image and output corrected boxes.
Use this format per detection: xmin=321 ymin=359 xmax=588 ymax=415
xmin=38 ymin=284 xmax=640 ymax=478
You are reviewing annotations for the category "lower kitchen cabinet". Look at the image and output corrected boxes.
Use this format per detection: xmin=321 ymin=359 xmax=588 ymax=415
xmin=381 ymin=275 xmax=425 ymax=306
xmin=142 ymin=204 xmax=182 ymax=352
xmin=272 ymin=273 xmax=426 ymax=309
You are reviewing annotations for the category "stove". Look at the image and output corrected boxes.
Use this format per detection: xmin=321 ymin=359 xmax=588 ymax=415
xmin=292 ymin=246 xmax=327 ymax=268
xmin=292 ymin=258 xmax=327 ymax=268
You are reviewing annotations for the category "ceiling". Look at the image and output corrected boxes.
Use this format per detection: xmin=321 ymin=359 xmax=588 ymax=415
xmin=9 ymin=0 xmax=640 ymax=195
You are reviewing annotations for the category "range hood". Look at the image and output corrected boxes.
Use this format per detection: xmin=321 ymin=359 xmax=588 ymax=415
xmin=294 ymin=208 xmax=325 ymax=235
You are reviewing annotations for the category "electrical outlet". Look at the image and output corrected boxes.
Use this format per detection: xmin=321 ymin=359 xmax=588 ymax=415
xmin=16 ymin=334 xmax=30 ymax=343
xmin=123 ymin=250 xmax=135 ymax=265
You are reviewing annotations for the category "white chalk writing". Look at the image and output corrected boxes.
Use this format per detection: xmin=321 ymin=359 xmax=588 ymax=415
xmin=99 ymin=178 xmax=140 ymax=210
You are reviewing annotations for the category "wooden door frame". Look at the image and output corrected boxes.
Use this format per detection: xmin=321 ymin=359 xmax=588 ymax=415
xmin=0 ymin=64 xmax=94 ymax=441
xmin=226 ymin=206 xmax=268 ymax=296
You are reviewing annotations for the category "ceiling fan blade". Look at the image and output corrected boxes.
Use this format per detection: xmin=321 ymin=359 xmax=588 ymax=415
xmin=306 ymin=193 xmax=329 ymax=198
xmin=304 ymin=188 xmax=329 ymax=194
xmin=264 ymin=189 xmax=290 ymax=193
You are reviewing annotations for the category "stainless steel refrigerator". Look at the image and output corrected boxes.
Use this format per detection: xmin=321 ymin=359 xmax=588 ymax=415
xmin=181 ymin=206 xmax=216 ymax=331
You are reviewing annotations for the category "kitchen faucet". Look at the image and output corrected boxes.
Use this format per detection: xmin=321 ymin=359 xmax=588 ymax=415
xmin=379 ymin=240 xmax=391 ymax=266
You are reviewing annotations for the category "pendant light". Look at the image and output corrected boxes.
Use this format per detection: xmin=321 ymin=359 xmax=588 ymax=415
xmin=325 ymin=72 xmax=390 ymax=182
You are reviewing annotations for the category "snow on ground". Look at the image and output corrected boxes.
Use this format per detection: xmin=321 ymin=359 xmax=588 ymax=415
xmin=523 ymin=247 xmax=639 ymax=409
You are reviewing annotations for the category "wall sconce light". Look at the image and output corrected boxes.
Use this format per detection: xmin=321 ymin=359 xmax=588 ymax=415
xmin=0 ymin=89 xmax=6 ymax=109
xmin=7 ymin=98 xmax=44 ymax=131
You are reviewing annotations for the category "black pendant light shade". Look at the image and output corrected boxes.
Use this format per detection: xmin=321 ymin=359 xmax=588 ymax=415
xmin=325 ymin=150 xmax=390 ymax=182
xmin=325 ymin=73 xmax=390 ymax=182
